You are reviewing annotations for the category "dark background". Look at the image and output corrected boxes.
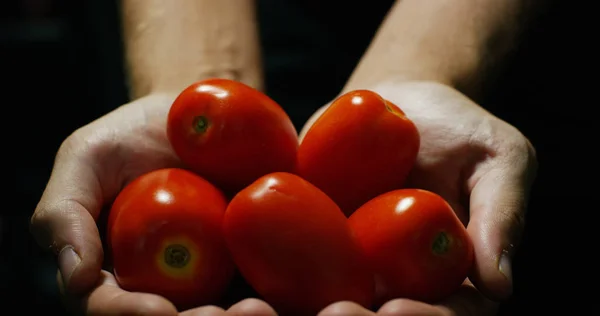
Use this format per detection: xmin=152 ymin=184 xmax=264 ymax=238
xmin=1 ymin=0 xmax=590 ymax=314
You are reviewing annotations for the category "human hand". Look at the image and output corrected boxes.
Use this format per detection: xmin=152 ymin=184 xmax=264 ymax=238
xmin=29 ymin=93 xmax=277 ymax=315
xmin=301 ymin=80 xmax=538 ymax=316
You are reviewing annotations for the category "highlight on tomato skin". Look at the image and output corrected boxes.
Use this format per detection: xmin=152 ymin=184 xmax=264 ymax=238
xmin=106 ymin=168 xmax=235 ymax=309
xmin=348 ymin=188 xmax=474 ymax=304
xmin=222 ymin=172 xmax=375 ymax=315
xmin=296 ymin=89 xmax=420 ymax=217
xmin=166 ymin=78 xmax=299 ymax=195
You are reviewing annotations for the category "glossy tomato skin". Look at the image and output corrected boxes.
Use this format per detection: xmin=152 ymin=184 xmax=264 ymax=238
xmin=223 ymin=172 xmax=374 ymax=315
xmin=107 ymin=168 xmax=234 ymax=309
xmin=167 ymin=78 xmax=298 ymax=194
xmin=348 ymin=189 xmax=474 ymax=303
xmin=297 ymin=90 xmax=420 ymax=216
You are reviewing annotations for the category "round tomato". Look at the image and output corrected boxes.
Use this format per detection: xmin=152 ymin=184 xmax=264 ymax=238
xmin=107 ymin=168 xmax=234 ymax=309
xmin=167 ymin=78 xmax=298 ymax=194
xmin=348 ymin=189 xmax=474 ymax=303
xmin=223 ymin=172 xmax=374 ymax=314
xmin=297 ymin=89 xmax=420 ymax=216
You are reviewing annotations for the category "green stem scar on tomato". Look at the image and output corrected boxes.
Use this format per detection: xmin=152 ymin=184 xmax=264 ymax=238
xmin=384 ymin=100 xmax=403 ymax=116
xmin=432 ymin=232 xmax=451 ymax=255
xmin=167 ymin=78 xmax=298 ymax=194
xmin=164 ymin=244 xmax=191 ymax=268
xmin=193 ymin=115 xmax=209 ymax=134
xmin=348 ymin=189 xmax=474 ymax=304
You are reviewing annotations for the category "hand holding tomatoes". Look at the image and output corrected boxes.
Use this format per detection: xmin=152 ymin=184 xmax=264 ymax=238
xmin=301 ymin=80 xmax=538 ymax=315
xmin=27 ymin=92 xmax=281 ymax=315
xmin=30 ymin=77 xmax=536 ymax=316
xmin=104 ymin=81 xmax=484 ymax=314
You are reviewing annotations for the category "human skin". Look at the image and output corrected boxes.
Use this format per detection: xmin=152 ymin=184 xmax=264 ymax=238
xmin=304 ymin=0 xmax=540 ymax=315
xmin=30 ymin=1 xmax=268 ymax=314
xmin=29 ymin=0 xmax=539 ymax=315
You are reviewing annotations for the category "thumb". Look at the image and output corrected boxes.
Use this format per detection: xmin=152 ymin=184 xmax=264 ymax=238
xmin=467 ymin=145 xmax=537 ymax=301
xmin=30 ymin=141 xmax=105 ymax=295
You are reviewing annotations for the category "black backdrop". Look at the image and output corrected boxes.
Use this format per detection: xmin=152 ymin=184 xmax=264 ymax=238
xmin=2 ymin=0 xmax=591 ymax=314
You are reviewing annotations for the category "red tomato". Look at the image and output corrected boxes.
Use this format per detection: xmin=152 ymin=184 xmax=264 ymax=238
xmin=348 ymin=189 xmax=474 ymax=303
xmin=107 ymin=168 xmax=234 ymax=309
xmin=297 ymin=89 xmax=420 ymax=216
xmin=167 ymin=78 xmax=298 ymax=194
xmin=223 ymin=172 xmax=374 ymax=314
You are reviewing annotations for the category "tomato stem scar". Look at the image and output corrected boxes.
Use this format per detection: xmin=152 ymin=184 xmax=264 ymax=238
xmin=384 ymin=103 xmax=394 ymax=112
xmin=164 ymin=244 xmax=190 ymax=268
xmin=432 ymin=232 xmax=450 ymax=255
xmin=383 ymin=101 xmax=403 ymax=117
xmin=193 ymin=115 xmax=209 ymax=133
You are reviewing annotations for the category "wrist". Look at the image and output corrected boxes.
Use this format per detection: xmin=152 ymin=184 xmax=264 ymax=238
xmin=342 ymin=48 xmax=489 ymax=100
xmin=340 ymin=0 xmax=528 ymax=100
xmin=128 ymin=67 xmax=264 ymax=101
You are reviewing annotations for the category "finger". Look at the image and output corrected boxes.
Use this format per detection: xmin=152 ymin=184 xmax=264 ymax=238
xmin=376 ymin=282 xmax=498 ymax=316
xmin=30 ymin=138 xmax=105 ymax=295
xmin=435 ymin=282 xmax=498 ymax=316
xmin=82 ymin=270 xmax=178 ymax=316
xmin=226 ymin=298 xmax=277 ymax=316
xmin=318 ymin=301 xmax=375 ymax=316
xmin=377 ymin=299 xmax=441 ymax=316
xmin=467 ymin=140 xmax=537 ymax=300
xmin=180 ymin=306 xmax=227 ymax=316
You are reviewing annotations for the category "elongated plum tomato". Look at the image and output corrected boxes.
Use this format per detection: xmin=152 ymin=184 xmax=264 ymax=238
xmin=223 ymin=172 xmax=374 ymax=314
xmin=348 ymin=189 xmax=474 ymax=303
xmin=107 ymin=168 xmax=234 ymax=309
xmin=297 ymin=90 xmax=420 ymax=216
xmin=167 ymin=78 xmax=298 ymax=194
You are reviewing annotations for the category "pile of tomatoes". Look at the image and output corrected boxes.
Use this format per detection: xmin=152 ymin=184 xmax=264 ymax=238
xmin=106 ymin=78 xmax=474 ymax=314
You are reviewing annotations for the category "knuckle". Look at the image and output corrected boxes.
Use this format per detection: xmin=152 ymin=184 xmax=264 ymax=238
xmin=30 ymin=205 xmax=58 ymax=253
xmin=57 ymin=124 xmax=117 ymax=164
xmin=509 ymin=134 xmax=539 ymax=187
xmin=31 ymin=199 xmax=83 ymax=254
xmin=497 ymin=130 xmax=538 ymax=180
xmin=524 ymin=138 xmax=539 ymax=175
xmin=496 ymin=200 xmax=527 ymax=244
xmin=56 ymin=128 xmax=87 ymax=161
xmin=511 ymin=132 xmax=536 ymax=159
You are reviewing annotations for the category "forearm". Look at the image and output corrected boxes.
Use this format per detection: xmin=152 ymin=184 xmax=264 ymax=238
xmin=344 ymin=0 xmax=540 ymax=97
xmin=121 ymin=0 xmax=262 ymax=99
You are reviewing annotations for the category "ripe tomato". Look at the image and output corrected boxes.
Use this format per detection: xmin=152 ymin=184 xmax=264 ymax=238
xmin=348 ymin=189 xmax=474 ymax=303
xmin=107 ymin=168 xmax=234 ymax=309
xmin=167 ymin=78 xmax=298 ymax=194
xmin=223 ymin=172 xmax=374 ymax=314
xmin=297 ymin=89 xmax=420 ymax=216
xmin=297 ymin=90 xmax=420 ymax=215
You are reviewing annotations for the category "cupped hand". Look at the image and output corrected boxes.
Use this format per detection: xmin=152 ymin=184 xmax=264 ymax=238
xmin=29 ymin=93 xmax=278 ymax=315
xmin=61 ymin=269 xmax=277 ymax=315
xmin=302 ymin=80 xmax=538 ymax=316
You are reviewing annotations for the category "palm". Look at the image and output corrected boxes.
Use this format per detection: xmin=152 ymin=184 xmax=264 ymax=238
xmin=302 ymin=81 xmax=532 ymax=316
xmin=79 ymin=94 xmax=278 ymax=315
xmin=84 ymin=93 xmax=183 ymax=195
xmin=371 ymin=81 xmax=496 ymax=225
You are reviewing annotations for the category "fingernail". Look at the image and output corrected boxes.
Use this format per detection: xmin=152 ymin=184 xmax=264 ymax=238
xmin=499 ymin=250 xmax=513 ymax=284
xmin=58 ymin=246 xmax=81 ymax=288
